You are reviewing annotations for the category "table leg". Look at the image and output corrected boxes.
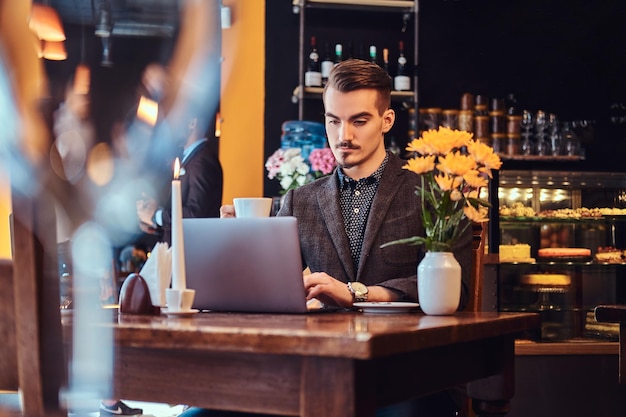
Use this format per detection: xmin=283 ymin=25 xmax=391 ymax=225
xmin=300 ymin=357 xmax=376 ymax=417
xmin=467 ymin=335 xmax=515 ymax=417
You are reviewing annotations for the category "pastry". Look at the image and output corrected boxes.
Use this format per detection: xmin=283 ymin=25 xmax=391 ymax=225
xmin=499 ymin=244 xmax=534 ymax=263
xmin=521 ymin=273 xmax=571 ymax=286
xmin=537 ymin=248 xmax=591 ymax=258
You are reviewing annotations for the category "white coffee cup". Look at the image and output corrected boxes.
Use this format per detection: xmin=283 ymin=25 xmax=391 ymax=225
xmin=166 ymin=288 xmax=196 ymax=311
xmin=181 ymin=289 xmax=196 ymax=311
xmin=166 ymin=288 xmax=182 ymax=312
xmin=233 ymin=197 xmax=272 ymax=218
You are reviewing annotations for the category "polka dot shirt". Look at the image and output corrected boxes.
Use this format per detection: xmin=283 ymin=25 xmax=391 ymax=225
xmin=337 ymin=153 xmax=389 ymax=274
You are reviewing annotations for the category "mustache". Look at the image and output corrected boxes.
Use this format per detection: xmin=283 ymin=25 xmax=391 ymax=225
xmin=336 ymin=141 xmax=359 ymax=149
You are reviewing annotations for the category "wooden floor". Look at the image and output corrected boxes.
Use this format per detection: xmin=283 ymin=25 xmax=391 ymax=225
xmin=0 ymin=395 xmax=184 ymax=417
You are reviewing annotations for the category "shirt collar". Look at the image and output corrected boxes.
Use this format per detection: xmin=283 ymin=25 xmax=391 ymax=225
xmin=182 ymin=138 xmax=208 ymax=163
xmin=337 ymin=152 xmax=389 ymax=190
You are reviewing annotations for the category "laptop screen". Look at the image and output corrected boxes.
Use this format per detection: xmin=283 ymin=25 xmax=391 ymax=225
xmin=183 ymin=216 xmax=310 ymax=313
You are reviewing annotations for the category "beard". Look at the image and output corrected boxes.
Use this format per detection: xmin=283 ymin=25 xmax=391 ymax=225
xmin=333 ymin=141 xmax=360 ymax=169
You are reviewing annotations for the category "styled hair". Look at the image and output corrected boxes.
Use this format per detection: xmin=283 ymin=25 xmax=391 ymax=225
xmin=324 ymin=59 xmax=392 ymax=115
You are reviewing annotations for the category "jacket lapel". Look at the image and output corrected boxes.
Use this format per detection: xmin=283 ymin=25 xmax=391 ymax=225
xmin=317 ymin=175 xmax=356 ymax=280
xmin=356 ymin=155 xmax=405 ymax=278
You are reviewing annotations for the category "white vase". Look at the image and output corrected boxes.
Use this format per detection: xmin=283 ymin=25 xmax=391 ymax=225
xmin=417 ymin=252 xmax=461 ymax=315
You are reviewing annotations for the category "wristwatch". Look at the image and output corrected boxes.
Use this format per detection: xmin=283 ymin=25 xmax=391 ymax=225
xmin=347 ymin=281 xmax=369 ymax=303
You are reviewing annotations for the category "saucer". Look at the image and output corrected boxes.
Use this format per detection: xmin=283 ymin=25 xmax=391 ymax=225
xmin=353 ymin=302 xmax=420 ymax=314
xmin=162 ymin=308 xmax=199 ymax=318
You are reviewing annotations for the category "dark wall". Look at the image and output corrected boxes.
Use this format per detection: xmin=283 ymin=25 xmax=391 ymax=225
xmin=264 ymin=0 xmax=626 ymax=195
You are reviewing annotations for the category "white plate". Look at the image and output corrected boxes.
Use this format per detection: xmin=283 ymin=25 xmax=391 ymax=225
xmin=162 ymin=308 xmax=199 ymax=318
xmin=354 ymin=302 xmax=420 ymax=314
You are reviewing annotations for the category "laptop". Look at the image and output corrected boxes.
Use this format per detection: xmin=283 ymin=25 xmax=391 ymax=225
xmin=183 ymin=216 xmax=325 ymax=313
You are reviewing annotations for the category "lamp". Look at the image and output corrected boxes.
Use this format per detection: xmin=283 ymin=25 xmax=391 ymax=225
xmin=94 ymin=1 xmax=112 ymax=38
xmin=42 ymin=40 xmax=67 ymax=61
xmin=136 ymin=96 xmax=159 ymax=126
xmin=29 ymin=3 xmax=66 ymax=42
xmin=100 ymin=37 xmax=113 ymax=67
xmin=74 ymin=64 xmax=91 ymax=95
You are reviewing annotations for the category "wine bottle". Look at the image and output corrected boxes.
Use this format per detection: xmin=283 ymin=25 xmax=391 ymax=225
xmin=304 ymin=36 xmax=322 ymax=87
xmin=369 ymin=45 xmax=377 ymax=65
xmin=334 ymin=43 xmax=343 ymax=66
xmin=382 ymin=48 xmax=390 ymax=75
xmin=345 ymin=41 xmax=354 ymax=60
xmin=394 ymin=41 xmax=410 ymax=91
xmin=320 ymin=42 xmax=334 ymax=85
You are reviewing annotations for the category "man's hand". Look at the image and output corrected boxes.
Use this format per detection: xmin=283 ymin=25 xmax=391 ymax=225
xmin=303 ymin=272 xmax=353 ymax=308
xmin=136 ymin=196 xmax=158 ymax=233
xmin=220 ymin=204 xmax=236 ymax=218
xmin=303 ymin=272 xmax=400 ymax=308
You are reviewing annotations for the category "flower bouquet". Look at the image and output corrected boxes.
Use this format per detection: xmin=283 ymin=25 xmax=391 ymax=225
xmin=266 ymin=147 xmax=336 ymax=194
xmin=383 ymin=127 xmax=502 ymax=252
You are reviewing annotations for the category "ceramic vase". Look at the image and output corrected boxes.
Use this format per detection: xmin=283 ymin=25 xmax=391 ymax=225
xmin=417 ymin=252 xmax=461 ymax=315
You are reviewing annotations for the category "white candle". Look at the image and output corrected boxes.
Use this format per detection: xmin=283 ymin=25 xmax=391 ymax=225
xmin=171 ymin=157 xmax=186 ymax=290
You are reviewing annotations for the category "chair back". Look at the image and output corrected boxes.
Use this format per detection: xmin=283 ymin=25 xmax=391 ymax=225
xmin=5 ymin=194 xmax=66 ymax=417
xmin=465 ymin=222 xmax=487 ymax=312
xmin=0 ymin=259 xmax=17 ymax=391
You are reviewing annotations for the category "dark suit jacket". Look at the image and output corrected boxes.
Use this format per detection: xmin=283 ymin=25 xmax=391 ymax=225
xmin=278 ymin=152 xmax=472 ymax=305
xmin=160 ymin=139 xmax=223 ymax=244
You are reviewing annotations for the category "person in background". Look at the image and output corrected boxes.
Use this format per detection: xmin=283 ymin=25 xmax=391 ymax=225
xmin=136 ymin=116 xmax=223 ymax=244
xmin=208 ymin=59 xmax=472 ymax=417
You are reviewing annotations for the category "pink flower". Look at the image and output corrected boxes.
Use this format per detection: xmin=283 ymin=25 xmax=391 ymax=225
xmin=265 ymin=149 xmax=285 ymax=179
xmin=308 ymin=148 xmax=336 ymax=175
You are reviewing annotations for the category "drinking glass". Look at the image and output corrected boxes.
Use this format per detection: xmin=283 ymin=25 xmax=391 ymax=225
xmin=520 ymin=110 xmax=534 ymax=155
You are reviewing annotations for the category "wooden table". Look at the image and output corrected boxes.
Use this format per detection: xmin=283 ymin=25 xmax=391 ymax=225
xmin=595 ymin=304 xmax=626 ymax=383
xmin=98 ymin=311 xmax=538 ymax=417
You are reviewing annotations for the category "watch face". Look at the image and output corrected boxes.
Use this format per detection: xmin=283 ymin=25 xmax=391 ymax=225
xmin=351 ymin=282 xmax=367 ymax=296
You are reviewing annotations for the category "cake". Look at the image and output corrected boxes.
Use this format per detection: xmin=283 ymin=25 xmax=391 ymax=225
xmin=537 ymin=248 xmax=591 ymax=258
xmin=520 ymin=273 xmax=571 ymax=286
xmin=595 ymin=247 xmax=623 ymax=263
xmin=499 ymin=244 xmax=534 ymax=263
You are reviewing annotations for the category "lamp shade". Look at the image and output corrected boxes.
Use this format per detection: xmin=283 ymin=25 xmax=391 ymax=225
xmin=42 ymin=40 xmax=67 ymax=60
xmin=29 ymin=3 xmax=66 ymax=42
xmin=74 ymin=64 xmax=91 ymax=95
xmin=136 ymin=96 xmax=159 ymax=126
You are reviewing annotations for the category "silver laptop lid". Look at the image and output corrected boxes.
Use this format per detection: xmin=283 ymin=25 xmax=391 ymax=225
xmin=183 ymin=216 xmax=308 ymax=313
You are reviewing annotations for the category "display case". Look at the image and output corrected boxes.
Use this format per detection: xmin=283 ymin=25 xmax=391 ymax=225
xmin=497 ymin=170 xmax=626 ymax=344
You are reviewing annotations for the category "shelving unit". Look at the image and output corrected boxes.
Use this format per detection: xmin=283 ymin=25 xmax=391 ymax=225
xmin=291 ymin=0 xmax=418 ymax=148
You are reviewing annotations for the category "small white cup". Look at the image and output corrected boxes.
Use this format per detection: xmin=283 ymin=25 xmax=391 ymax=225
xmin=233 ymin=197 xmax=272 ymax=218
xmin=166 ymin=288 xmax=182 ymax=312
xmin=181 ymin=289 xmax=196 ymax=311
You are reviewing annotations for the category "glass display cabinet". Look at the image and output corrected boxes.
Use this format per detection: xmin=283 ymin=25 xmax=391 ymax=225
xmin=496 ymin=170 xmax=626 ymax=343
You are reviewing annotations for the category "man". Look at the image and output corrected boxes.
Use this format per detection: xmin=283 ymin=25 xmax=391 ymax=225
xmin=136 ymin=116 xmax=224 ymax=244
xmin=208 ymin=59 xmax=471 ymax=417
xmin=223 ymin=59 xmax=471 ymax=309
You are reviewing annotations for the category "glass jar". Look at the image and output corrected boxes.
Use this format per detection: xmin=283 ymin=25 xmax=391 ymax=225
xmin=441 ymin=109 xmax=459 ymax=129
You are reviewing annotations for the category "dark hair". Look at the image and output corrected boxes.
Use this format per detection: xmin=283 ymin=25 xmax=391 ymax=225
xmin=324 ymin=59 xmax=392 ymax=115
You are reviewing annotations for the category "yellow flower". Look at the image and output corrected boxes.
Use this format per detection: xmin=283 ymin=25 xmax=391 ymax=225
xmin=464 ymin=189 xmax=480 ymax=200
xmin=383 ymin=127 xmax=500 ymax=253
xmin=403 ymin=155 xmax=436 ymax=174
xmin=463 ymin=170 xmax=488 ymax=188
xmin=406 ymin=138 xmax=433 ymax=155
xmin=467 ymin=140 xmax=503 ymax=178
xmin=450 ymin=189 xmax=463 ymax=201
xmin=434 ymin=173 xmax=463 ymax=191
xmin=436 ymin=152 xmax=476 ymax=176
xmin=463 ymin=203 xmax=489 ymax=223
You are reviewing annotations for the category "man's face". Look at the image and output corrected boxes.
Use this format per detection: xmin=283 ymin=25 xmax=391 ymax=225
xmin=323 ymin=87 xmax=394 ymax=177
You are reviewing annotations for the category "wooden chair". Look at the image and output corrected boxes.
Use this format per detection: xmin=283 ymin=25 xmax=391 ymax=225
xmin=0 ymin=193 xmax=67 ymax=417
xmin=465 ymin=221 xmax=487 ymax=313
xmin=0 ymin=259 xmax=17 ymax=392
xmin=594 ymin=305 xmax=626 ymax=383
xmin=458 ymin=222 xmax=487 ymax=417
